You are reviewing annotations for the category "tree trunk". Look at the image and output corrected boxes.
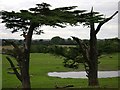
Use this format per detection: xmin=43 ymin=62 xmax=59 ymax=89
xmin=87 ymin=10 xmax=118 ymax=86
xmin=21 ymin=48 xmax=31 ymax=89
xmin=88 ymin=35 xmax=99 ymax=86
xmin=88 ymin=19 xmax=99 ymax=86
xmin=21 ymin=23 xmax=35 ymax=89
xmin=21 ymin=60 xmax=31 ymax=88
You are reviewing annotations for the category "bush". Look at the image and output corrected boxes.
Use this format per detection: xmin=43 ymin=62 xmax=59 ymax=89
xmin=30 ymin=45 xmax=49 ymax=53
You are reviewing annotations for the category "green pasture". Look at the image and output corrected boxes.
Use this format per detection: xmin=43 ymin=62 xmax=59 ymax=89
xmin=2 ymin=53 xmax=119 ymax=88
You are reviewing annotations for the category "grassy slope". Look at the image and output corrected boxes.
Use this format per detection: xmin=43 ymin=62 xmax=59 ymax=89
xmin=2 ymin=53 xmax=119 ymax=88
xmin=98 ymin=53 xmax=119 ymax=70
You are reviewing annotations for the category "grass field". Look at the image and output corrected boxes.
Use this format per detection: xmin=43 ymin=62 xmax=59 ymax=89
xmin=2 ymin=53 xmax=120 ymax=88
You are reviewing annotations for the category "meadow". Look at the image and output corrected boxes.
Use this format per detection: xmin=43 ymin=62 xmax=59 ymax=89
xmin=2 ymin=53 xmax=119 ymax=88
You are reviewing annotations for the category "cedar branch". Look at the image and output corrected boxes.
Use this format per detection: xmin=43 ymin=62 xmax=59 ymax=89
xmin=71 ymin=36 xmax=90 ymax=75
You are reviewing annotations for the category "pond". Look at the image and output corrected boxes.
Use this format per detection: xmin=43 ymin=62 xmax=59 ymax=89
xmin=48 ymin=71 xmax=120 ymax=78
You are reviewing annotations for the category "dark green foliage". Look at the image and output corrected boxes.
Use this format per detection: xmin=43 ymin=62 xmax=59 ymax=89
xmin=1 ymin=2 xmax=86 ymax=36
xmin=47 ymin=45 xmax=84 ymax=69
xmin=48 ymin=45 xmax=65 ymax=56
xmin=30 ymin=45 xmax=49 ymax=53
xmin=51 ymin=36 xmax=65 ymax=45
xmin=97 ymin=38 xmax=119 ymax=54
xmin=76 ymin=10 xmax=105 ymax=27
xmin=63 ymin=47 xmax=83 ymax=69
xmin=3 ymin=38 xmax=119 ymax=54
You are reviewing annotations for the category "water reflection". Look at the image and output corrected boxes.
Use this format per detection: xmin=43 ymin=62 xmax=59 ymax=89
xmin=48 ymin=71 xmax=120 ymax=78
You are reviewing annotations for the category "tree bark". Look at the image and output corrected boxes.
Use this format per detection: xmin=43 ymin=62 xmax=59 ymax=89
xmin=88 ymin=35 xmax=99 ymax=86
xmin=21 ymin=23 xmax=35 ymax=89
xmin=88 ymin=18 xmax=99 ymax=86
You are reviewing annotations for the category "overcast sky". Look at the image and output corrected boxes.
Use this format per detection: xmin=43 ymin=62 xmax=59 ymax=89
xmin=0 ymin=0 xmax=119 ymax=39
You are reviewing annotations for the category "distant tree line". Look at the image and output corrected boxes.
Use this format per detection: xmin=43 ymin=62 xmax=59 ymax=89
xmin=2 ymin=37 xmax=119 ymax=54
xmin=31 ymin=37 xmax=120 ymax=54
xmin=2 ymin=36 xmax=75 ymax=46
xmin=97 ymin=38 xmax=119 ymax=53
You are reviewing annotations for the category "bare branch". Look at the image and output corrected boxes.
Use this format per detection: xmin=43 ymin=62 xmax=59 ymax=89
xmin=95 ymin=11 xmax=118 ymax=34
xmin=6 ymin=56 xmax=22 ymax=82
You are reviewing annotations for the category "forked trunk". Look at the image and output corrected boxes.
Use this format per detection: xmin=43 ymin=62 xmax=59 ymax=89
xmin=88 ymin=20 xmax=99 ymax=86
xmin=87 ymin=10 xmax=118 ymax=86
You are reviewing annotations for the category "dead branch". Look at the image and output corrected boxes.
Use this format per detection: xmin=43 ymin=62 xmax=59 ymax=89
xmin=6 ymin=56 xmax=22 ymax=82
xmin=95 ymin=11 xmax=118 ymax=34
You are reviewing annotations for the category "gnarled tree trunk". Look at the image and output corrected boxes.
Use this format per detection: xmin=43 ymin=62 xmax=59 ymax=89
xmin=20 ymin=23 xmax=35 ymax=89
xmin=86 ymin=8 xmax=99 ymax=86
xmin=88 ymin=22 xmax=99 ymax=86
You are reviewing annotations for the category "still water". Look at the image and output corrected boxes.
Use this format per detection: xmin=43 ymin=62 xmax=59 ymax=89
xmin=48 ymin=71 xmax=120 ymax=78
